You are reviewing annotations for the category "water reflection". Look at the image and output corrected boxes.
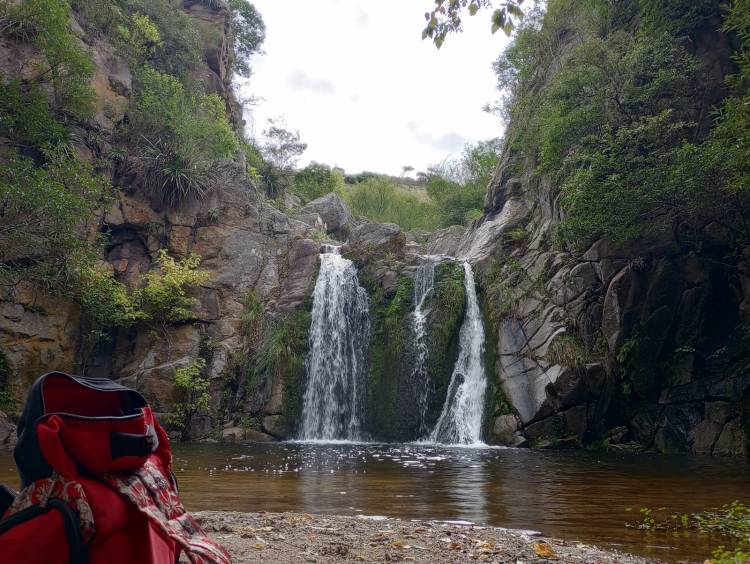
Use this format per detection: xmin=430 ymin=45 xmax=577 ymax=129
xmin=0 ymin=442 xmax=748 ymax=562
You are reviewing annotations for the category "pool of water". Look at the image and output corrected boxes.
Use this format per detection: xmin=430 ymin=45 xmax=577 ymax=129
xmin=1 ymin=442 xmax=748 ymax=562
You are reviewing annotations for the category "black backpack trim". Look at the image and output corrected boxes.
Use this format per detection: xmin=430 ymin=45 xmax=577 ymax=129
xmin=14 ymin=372 xmax=148 ymax=487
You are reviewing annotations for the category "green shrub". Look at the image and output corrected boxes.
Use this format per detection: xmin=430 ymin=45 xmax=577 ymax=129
xmin=546 ymin=332 xmax=590 ymax=368
xmin=0 ymin=80 xmax=70 ymax=149
xmin=70 ymin=0 xmax=123 ymax=34
xmin=424 ymin=139 xmax=500 ymax=227
xmin=3 ymin=0 xmax=95 ymax=119
xmin=240 ymin=291 xmax=264 ymax=344
xmin=252 ymin=309 xmax=311 ymax=427
xmin=76 ymin=264 xmax=144 ymax=328
xmin=0 ymin=151 xmax=111 ymax=290
xmin=493 ymin=0 xmax=750 ymax=248
xmin=129 ymin=66 xmax=238 ymax=205
xmin=123 ymin=0 xmax=202 ymax=80
xmin=344 ymin=176 xmax=441 ymax=231
xmin=139 ymin=250 xmax=210 ymax=324
xmin=116 ymin=12 xmax=162 ymax=63
xmin=167 ymin=358 xmax=210 ymax=438
xmin=228 ymin=0 xmax=265 ymax=77
xmin=291 ymin=163 xmax=344 ymax=203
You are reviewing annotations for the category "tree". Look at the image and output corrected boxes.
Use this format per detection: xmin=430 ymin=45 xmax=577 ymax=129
xmin=260 ymin=118 xmax=307 ymax=170
xmin=228 ymin=0 xmax=265 ymax=77
xmin=422 ymin=0 xmax=525 ymax=48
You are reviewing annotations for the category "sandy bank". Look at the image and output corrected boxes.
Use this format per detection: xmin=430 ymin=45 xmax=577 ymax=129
xmin=195 ymin=511 xmax=651 ymax=563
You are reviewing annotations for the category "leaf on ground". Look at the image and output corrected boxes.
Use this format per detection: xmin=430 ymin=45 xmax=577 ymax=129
xmin=533 ymin=541 xmax=558 ymax=558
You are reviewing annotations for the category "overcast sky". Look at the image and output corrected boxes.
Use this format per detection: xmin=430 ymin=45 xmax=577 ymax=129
xmin=237 ymin=1 xmax=512 ymax=176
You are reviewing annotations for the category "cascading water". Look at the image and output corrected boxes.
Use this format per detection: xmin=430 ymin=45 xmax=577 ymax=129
xmin=299 ymin=245 xmax=371 ymax=441
xmin=428 ymin=262 xmax=487 ymax=445
xmin=410 ymin=257 xmax=436 ymax=436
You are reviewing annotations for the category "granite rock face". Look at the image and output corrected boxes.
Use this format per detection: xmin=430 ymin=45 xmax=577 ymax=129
xmin=0 ymin=3 xmax=319 ymax=442
xmin=296 ymin=193 xmax=354 ymax=239
xmin=458 ymin=26 xmax=750 ymax=456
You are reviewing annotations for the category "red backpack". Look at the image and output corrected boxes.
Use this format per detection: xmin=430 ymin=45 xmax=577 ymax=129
xmin=0 ymin=372 xmax=230 ymax=564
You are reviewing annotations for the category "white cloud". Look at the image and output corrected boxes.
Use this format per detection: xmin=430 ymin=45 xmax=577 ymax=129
xmin=287 ymin=70 xmax=336 ymax=94
xmin=239 ymin=0 xmax=510 ymax=176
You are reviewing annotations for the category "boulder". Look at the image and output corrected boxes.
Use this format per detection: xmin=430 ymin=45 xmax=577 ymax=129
xmin=297 ymin=193 xmax=353 ymax=237
xmin=421 ymin=226 xmax=466 ymax=257
xmin=261 ymin=415 xmax=292 ymax=439
xmin=491 ymin=414 xmax=527 ymax=447
xmin=347 ymin=223 xmax=404 ymax=255
xmin=222 ymin=426 xmax=273 ymax=442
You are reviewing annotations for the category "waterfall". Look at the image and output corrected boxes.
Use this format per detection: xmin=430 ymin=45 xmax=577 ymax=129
xmin=411 ymin=257 xmax=436 ymax=436
xmin=429 ymin=262 xmax=487 ymax=445
xmin=299 ymin=245 xmax=371 ymax=441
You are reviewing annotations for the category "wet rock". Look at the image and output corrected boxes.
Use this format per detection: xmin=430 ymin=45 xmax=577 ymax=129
xmin=421 ymin=226 xmax=466 ymax=257
xmin=222 ymin=427 xmax=274 ymax=442
xmin=491 ymin=414 xmax=527 ymax=447
xmin=713 ymin=419 xmax=749 ymax=457
xmin=262 ymin=415 xmax=291 ymax=439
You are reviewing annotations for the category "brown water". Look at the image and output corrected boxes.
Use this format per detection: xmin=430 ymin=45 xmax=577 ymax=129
xmin=1 ymin=442 xmax=748 ymax=562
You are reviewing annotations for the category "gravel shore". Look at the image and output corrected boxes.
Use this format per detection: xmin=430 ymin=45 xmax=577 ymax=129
xmin=195 ymin=511 xmax=651 ymax=563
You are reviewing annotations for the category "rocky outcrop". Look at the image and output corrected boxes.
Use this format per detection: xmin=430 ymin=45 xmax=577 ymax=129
xmin=0 ymin=1 xmax=318 ymax=442
xmin=296 ymin=193 xmax=354 ymax=239
xmin=460 ymin=23 xmax=750 ymax=456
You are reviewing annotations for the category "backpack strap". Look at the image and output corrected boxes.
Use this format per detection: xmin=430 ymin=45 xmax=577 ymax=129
xmin=0 ymin=484 xmax=16 ymax=517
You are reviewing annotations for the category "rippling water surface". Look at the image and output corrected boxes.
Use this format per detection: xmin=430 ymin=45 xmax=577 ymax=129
xmin=1 ymin=442 xmax=748 ymax=561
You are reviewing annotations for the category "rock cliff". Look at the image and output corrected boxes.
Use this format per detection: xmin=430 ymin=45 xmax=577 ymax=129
xmin=458 ymin=8 xmax=750 ymax=456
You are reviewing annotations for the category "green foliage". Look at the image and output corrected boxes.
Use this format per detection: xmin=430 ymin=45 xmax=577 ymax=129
xmin=291 ymin=163 xmax=344 ymax=203
xmin=639 ymin=0 xmax=721 ymax=36
xmin=76 ymin=264 xmax=144 ymax=328
xmin=117 ymin=12 xmax=162 ymax=62
xmin=260 ymin=118 xmax=307 ymax=170
xmin=0 ymin=81 xmax=70 ymax=149
xmin=70 ymin=0 xmax=123 ymax=34
xmin=344 ymin=176 xmax=441 ymax=231
xmin=228 ymin=0 xmax=265 ymax=77
xmin=253 ymin=309 xmax=311 ymax=428
xmin=129 ymin=66 xmax=238 ymax=205
xmin=240 ymin=291 xmax=263 ymax=344
xmin=0 ymin=151 xmax=111 ymax=289
xmin=124 ymin=0 xmax=202 ymax=80
xmin=167 ymin=358 xmax=210 ymax=438
xmin=426 ymin=263 xmax=467 ymax=422
xmin=627 ymin=501 xmax=750 ymax=560
xmin=139 ymin=250 xmax=209 ymax=324
xmin=546 ymin=332 xmax=589 ymax=368
xmin=493 ymin=0 xmax=750 ymax=247
xmin=424 ymin=139 xmax=501 ymax=226
xmin=365 ymin=275 xmax=415 ymax=440
xmin=3 ymin=0 xmax=95 ymax=118
xmin=476 ymin=257 xmax=532 ymax=325
xmin=422 ymin=0 xmax=524 ymax=48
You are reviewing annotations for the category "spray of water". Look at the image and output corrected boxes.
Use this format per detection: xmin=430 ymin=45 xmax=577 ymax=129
xmin=428 ymin=262 xmax=487 ymax=445
xmin=411 ymin=257 xmax=436 ymax=436
xmin=299 ymin=246 xmax=371 ymax=441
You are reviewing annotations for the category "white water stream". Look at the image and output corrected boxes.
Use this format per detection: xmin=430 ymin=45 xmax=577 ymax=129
xmin=428 ymin=262 xmax=487 ymax=445
xmin=299 ymin=246 xmax=371 ymax=441
xmin=411 ymin=257 xmax=436 ymax=436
